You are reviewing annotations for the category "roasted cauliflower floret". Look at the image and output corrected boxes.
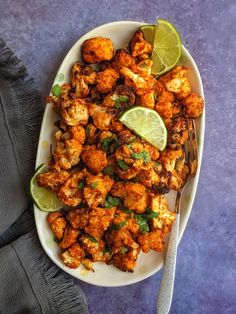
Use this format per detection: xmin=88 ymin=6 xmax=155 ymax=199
xmin=129 ymin=31 xmax=153 ymax=58
xmin=135 ymin=59 xmax=153 ymax=78
xmin=111 ymin=182 xmax=149 ymax=213
xmin=137 ymin=90 xmax=155 ymax=109
xmin=111 ymin=248 xmax=140 ymax=272
xmin=168 ymin=158 xmax=189 ymax=191
xmin=82 ymin=37 xmax=115 ymax=64
xmin=182 ymin=92 xmax=204 ymax=118
xmin=159 ymin=66 xmax=191 ymax=99
xmin=96 ymin=68 xmax=119 ymax=93
xmin=83 ymin=173 xmax=114 ymax=207
xmin=149 ymin=195 xmax=175 ymax=234
xmin=111 ymin=49 xmax=136 ymax=72
xmin=37 ymin=170 xmax=70 ymax=192
xmin=84 ymin=207 xmax=116 ymax=238
xmin=57 ymin=172 xmax=84 ymax=207
xmin=53 ymin=140 xmax=83 ymax=171
xmin=138 ymin=230 xmax=164 ymax=253
xmin=59 ymin=226 xmax=80 ymax=249
xmin=159 ymin=148 xmax=183 ymax=172
xmin=81 ymin=145 xmax=108 ymax=173
xmin=102 ymin=85 xmax=135 ymax=109
xmin=80 ymin=234 xmax=108 ymax=262
xmin=117 ymin=129 xmax=136 ymax=145
xmin=61 ymin=243 xmax=85 ymax=269
xmin=47 ymin=212 xmax=67 ymax=240
xmin=71 ymin=62 xmax=97 ymax=98
xmin=88 ymin=103 xmax=115 ymax=130
xmin=60 ymin=98 xmax=89 ymax=126
xmin=66 ymin=208 xmax=90 ymax=229
xmin=168 ymin=116 xmax=188 ymax=149
xmin=137 ymin=167 xmax=160 ymax=188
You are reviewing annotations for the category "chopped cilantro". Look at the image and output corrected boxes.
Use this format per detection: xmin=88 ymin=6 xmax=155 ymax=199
xmin=126 ymin=144 xmax=133 ymax=149
xmin=120 ymin=207 xmax=133 ymax=214
xmin=78 ymin=182 xmax=85 ymax=189
xmin=105 ymin=196 xmax=120 ymax=208
xmin=111 ymin=220 xmax=128 ymax=230
xmin=85 ymin=126 xmax=90 ymax=137
xmin=114 ymin=96 xmax=128 ymax=109
xmin=117 ymin=160 xmax=129 ymax=170
xmin=131 ymin=151 xmax=151 ymax=163
xmin=136 ymin=215 xmax=149 ymax=234
xmin=120 ymin=247 xmax=129 ymax=254
xmin=140 ymin=63 xmax=147 ymax=68
xmin=88 ymin=235 xmax=98 ymax=243
xmin=101 ymin=137 xmax=113 ymax=152
xmin=103 ymin=247 xmax=113 ymax=256
xmin=143 ymin=208 xmax=159 ymax=220
xmin=91 ymin=182 xmax=98 ymax=189
xmin=51 ymin=84 xmax=61 ymax=97
xmin=103 ymin=165 xmax=114 ymax=176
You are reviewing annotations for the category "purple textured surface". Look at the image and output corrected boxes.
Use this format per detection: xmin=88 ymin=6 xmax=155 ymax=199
xmin=1 ymin=0 xmax=236 ymax=313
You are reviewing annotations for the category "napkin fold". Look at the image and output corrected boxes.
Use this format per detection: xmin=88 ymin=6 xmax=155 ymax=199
xmin=0 ymin=39 xmax=88 ymax=314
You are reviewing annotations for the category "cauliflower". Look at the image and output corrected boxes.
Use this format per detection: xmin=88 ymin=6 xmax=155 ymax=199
xmin=182 ymin=92 xmax=204 ymax=118
xmin=112 ymin=248 xmax=140 ymax=272
xmin=80 ymin=234 xmax=108 ymax=262
xmin=84 ymin=206 xmax=115 ymax=238
xmin=61 ymin=243 xmax=85 ymax=269
xmin=71 ymin=62 xmax=97 ymax=98
xmin=102 ymin=85 xmax=135 ymax=109
xmin=111 ymin=182 xmax=149 ymax=213
xmin=159 ymin=148 xmax=183 ymax=172
xmin=138 ymin=230 xmax=164 ymax=253
xmin=82 ymin=37 xmax=115 ymax=63
xmin=111 ymin=49 xmax=136 ymax=72
xmin=81 ymin=146 xmax=108 ymax=173
xmin=149 ymin=194 xmax=175 ymax=234
xmin=135 ymin=59 xmax=153 ymax=79
xmin=57 ymin=172 xmax=84 ymax=207
xmin=37 ymin=170 xmax=70 ymax=192
xmin=83 ymin=173 xmax=114 ymax=207
xmin=66 ymin=208 xmax=89 ymax=229
xmin=129 ymin=31 xmax=153 ymax=58
xmin=168 ymin=116 xmax=188 ymax=149
xmin=60 ymin=98 xmax=89 ymax=126
xmin=47 ymin=212 xmax=67 ymax=240
xmin=159 ymin=66 xmax=191 ymax=99
xmin=59 ymin=226 xmax=80 ymax=249
xmin=137 ymin=90 xmax=155 ymax=109
xmin=88 ymin=103 xmax=115 ymax=130
xmin=96 ymin=68 xmax=119 ymax=93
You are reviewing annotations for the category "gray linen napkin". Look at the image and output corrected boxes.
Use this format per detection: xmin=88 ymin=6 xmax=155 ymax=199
xmin=0 ymin=39 xmax=88 ymax=314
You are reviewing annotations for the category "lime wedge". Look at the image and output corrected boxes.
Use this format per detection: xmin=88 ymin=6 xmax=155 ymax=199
xmin=30 ymin=164 xmax=63 ymax=212
xmin=141 ymin=24 xmax=156 ymax=45
xmin=119 ymin=106 xmax=167 ymax=151
xmin=151 ymin=19 xmax=182 ymax=75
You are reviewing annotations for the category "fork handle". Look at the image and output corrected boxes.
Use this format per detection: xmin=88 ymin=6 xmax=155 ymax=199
xmin=156 ymin=213 xmax=180 ymax=314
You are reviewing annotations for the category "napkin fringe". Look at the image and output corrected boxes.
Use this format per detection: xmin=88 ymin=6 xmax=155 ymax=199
xmin=15 ymin=216 xmax=88 ymax=314
xmin=0 ymin=38 xmax=43 ymax=193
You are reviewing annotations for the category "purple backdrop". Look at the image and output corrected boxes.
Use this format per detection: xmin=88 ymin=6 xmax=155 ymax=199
xmin=1 ymin=0 xmax=235 ymax=313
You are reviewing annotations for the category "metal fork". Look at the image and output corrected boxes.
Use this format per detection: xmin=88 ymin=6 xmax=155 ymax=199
xmin=156 ymin=119 xmax=198 ymax=314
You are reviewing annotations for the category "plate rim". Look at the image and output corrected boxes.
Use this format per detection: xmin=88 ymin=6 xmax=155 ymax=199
xmin=34 ymin=20 xmax=205 ymax=287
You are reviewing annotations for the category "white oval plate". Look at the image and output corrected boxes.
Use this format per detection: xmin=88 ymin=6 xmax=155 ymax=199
xmin=34 ymin=21 xmax=205 ymax=287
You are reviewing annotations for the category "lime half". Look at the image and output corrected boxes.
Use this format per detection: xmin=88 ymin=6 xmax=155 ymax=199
xmin=30 ymin=164 xmax=63 ymax=212
xmin=142 ymin=19 xmax=182 ymax=76
xmin=119 ymin=106 xmax=167 ymax=151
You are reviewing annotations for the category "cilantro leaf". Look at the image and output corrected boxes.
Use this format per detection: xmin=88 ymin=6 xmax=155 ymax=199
xmin=103 ymin=247 xmax=113 ymax=256
xmin=104 ymin=196 xmax=120 ymax=208
xmin=143 ymin=208 xmax=159 ymax=220
xmin=91 ymin=182 xmax=98 ymax=189
xmin=78 ymin=182 xmax=85 ymax=189
xmin=120 ymin=247 xmax=129 ymax=254
xmin=114 ymin=96 xmax=128 ymax=109
xmin=111 ymin=220 xmax=128 ymax=230
xmin=136 ymin=215 xmax=149 ymax=234
xmin=51 ymin=84 xmax=61 ymax=97
xmin=103 ymin=165 xmax=114 ymax=176
xmin=101 ymin=137 xmax=113 ymax=152
xmin=85 ymin=126 xmax=90 ymax=137
xmin=117 ymin=160 xmax=129 ymax=170
xmin=88 ymin=235 xmax=98 ymax=243
xmin=131 ymin=151 xmax=151 ymax=163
